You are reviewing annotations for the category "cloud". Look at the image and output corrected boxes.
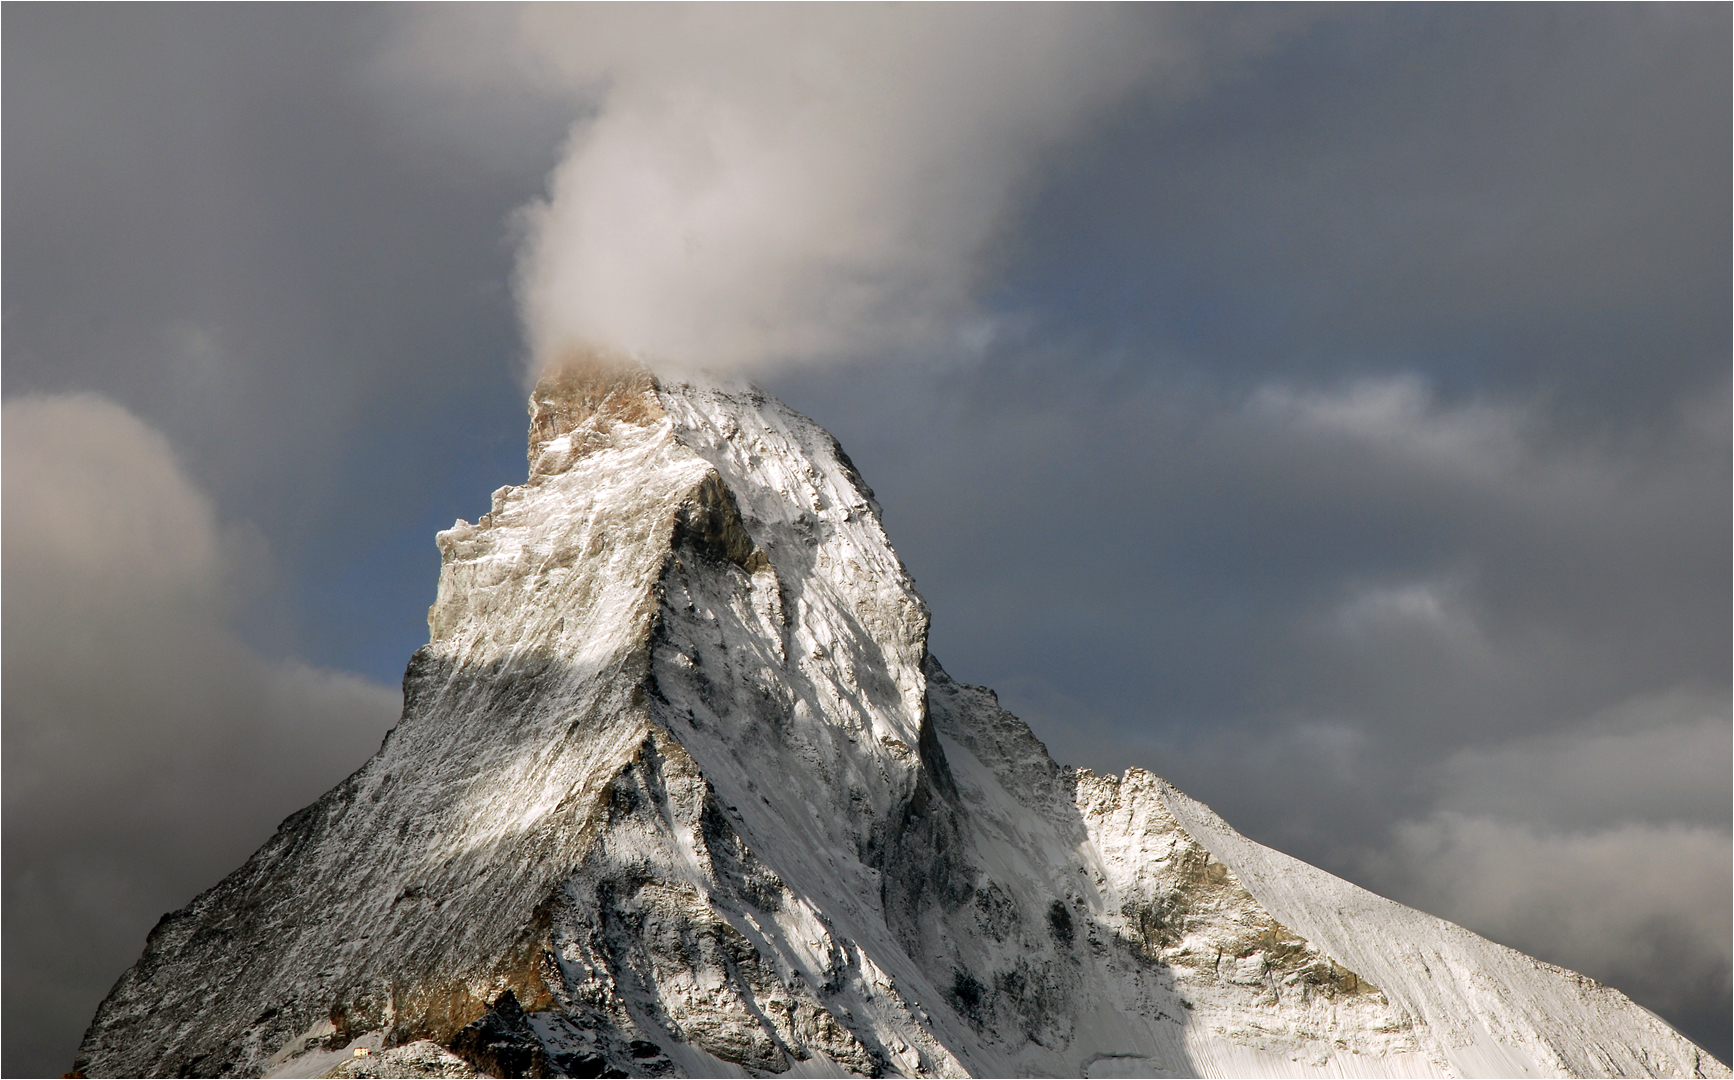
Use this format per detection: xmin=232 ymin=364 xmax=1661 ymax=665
xmin=1 ymin=395 xmax=401 ymax=1076
xmin=1248 ymin=375 xmax=1529 ymax=482
xmin=511 ymin=7 xmax=1150 ymax=373
xmin=388 ymin=7 xmax=1306 ymax=375
xmin=514 ymin=7 xmax=1147 ymax=373
xmin=1329 ymin=576 xmax=1478 ymax=646
xmin=1220 ymin=376 xmax=1731 ymax=741
xmin=1423 ymin=689 xmax=1732 ymax=830
xmin=984 ymin=6 xmax=1731 ymax=422
xmin=1363 ymin=810 xmax=1731 ymax=1049
xmin=1355 ymin=685 xmax=1732 ymax=1044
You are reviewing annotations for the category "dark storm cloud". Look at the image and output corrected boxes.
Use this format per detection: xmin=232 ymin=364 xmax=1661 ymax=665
xmin=4 ymin=4 xmax=1728 ymax=1074
xmin=998 ymin=4 xmax=1730 ymax=418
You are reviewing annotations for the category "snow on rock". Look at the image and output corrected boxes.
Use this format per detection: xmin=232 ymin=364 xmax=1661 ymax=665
xmin=318 ymin=1041 xmax=479 ymax=1079
xmin=75 ymin=363 xmax=1728 ymax=1079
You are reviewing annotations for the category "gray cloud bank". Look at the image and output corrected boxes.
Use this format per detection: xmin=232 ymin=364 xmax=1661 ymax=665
xmin=3 ymin=397 xmax=402 ymax=1071
xmin=4 ymin=4 xmax=1728 ymax=1074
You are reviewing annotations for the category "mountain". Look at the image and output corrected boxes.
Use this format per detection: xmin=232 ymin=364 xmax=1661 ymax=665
xmin=75 ymin=365 xmax=1728 ymax=1080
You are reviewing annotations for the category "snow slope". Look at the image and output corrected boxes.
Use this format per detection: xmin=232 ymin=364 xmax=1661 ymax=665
xmin=75 ymin=365 xmax=1727 ymax=1079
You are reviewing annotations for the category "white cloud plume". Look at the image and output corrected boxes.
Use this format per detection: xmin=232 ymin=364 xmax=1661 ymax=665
xmin=514 ymin=7 xmax=1159 ymax=373
xmin=389 ymin=7 xmax=1303 ymax=374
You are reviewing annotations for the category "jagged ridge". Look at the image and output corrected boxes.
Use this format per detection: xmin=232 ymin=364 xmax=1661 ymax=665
xmin=75 ymin=365 xmax=1728 ymax=1080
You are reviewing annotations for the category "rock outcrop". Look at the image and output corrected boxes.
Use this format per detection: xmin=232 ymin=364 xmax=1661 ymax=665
xmin=75 ymin=365 xmax=1728 ymax=1079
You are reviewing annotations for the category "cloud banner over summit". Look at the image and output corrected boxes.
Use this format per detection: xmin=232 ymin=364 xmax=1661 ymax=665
xmin=396 ymin=6 xmax=1301 ymax=375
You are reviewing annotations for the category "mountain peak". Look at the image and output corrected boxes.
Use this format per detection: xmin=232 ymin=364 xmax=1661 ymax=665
xmin=526 ymin=359 xmax=663 ymax=472
xmin=76 ymin=380 xmax=1727 ymax=1079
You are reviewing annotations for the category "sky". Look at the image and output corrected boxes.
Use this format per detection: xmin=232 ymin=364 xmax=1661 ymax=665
xmin=3 ymin=5 xmax=1728 ymax=1075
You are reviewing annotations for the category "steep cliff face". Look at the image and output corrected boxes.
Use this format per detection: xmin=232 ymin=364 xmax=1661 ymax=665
xmin=76 ymin=367 xmax=1727 ymax=1080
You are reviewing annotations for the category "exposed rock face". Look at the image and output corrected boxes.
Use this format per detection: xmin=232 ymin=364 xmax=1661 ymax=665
xmin=76 ymin=365 xmax=1728 ymax=1080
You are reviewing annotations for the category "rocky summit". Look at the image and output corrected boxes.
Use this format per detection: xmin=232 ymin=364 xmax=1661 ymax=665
xmin=76 ymin=365 xmax=1728 ymax=1079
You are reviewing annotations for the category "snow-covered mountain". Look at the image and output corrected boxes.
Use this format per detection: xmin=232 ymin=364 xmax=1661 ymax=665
xmin=75 ymin=365 xmax=1728 ymax=1079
